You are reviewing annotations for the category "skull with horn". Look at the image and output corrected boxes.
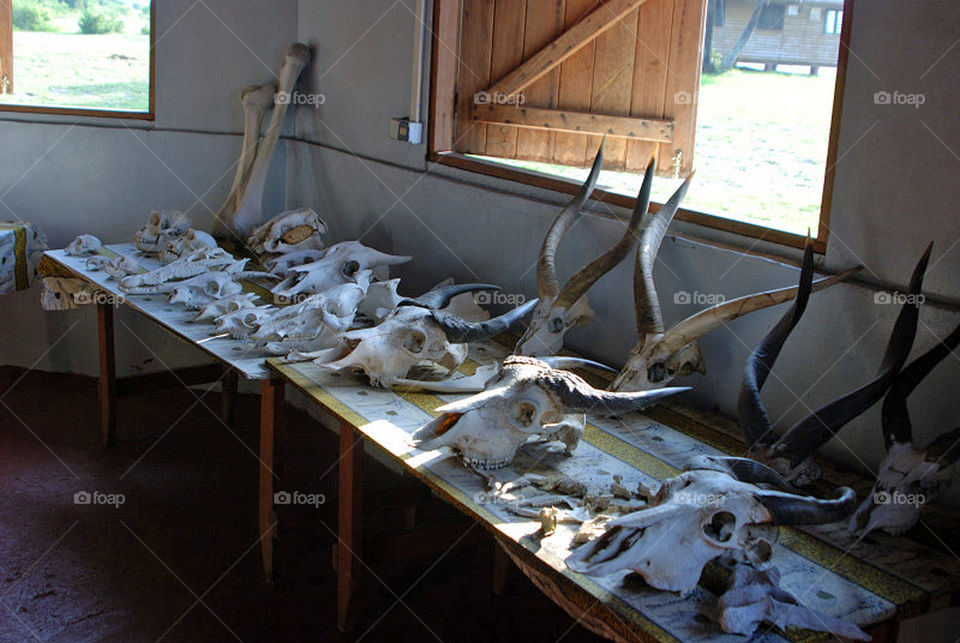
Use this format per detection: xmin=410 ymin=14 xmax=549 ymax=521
xmin=736 ymin=242 xmax=931 ymax=485
xmin=566 ymin=461 xmax=856 ymax=594
xmin=410 ymin=355 xmax=688 ymax=470
xmin=515 ymin=140 xmax=650 ymax=356
xmin=850 ymin=319 xmax=960 ymax=536
xmin=610 ymin=200 xmax=859 ymax=391
xmin=318 ymin=284 xmax=538 ymax=388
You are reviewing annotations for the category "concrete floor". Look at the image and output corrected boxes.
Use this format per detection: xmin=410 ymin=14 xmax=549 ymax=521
xmin=1 ymin=365 xmax=957 ymax=642
xmin=0 ymin=366 xmax=605 ymax=642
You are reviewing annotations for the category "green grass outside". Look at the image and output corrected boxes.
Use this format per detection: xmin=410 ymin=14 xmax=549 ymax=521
xmin=481 ymin=67 xmax=838 ymax=235
xmin=1 ymin=5 xmax=150 ymax=112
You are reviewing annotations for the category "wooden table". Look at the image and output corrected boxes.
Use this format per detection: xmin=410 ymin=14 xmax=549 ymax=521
xmin=40 ymin=243 xmax=274 ymax=443
xmin=265 ymin=339 xmax=960 ymax=642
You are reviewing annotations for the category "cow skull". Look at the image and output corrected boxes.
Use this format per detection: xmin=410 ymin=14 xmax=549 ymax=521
xmin=247 ymin=207 xmax=327 ymax=255
xmin=411 ymin=355 xmax=688 ymax=469
xmin=566 ymin=466 xmax=856 ymax=594
xmin=66 ymin=234 xmax=102 ymax=256
xmin=738 ymin=243 xmax=930 ymax=485
xmin=168 ymin=273 xmax=245 ymax=309
xmin=195 ymin=292 xmax=259 ymax=322
xmin=134 ymin=210 xmax=191 ymax=254
xmin=271 ymin=241 xmax=411 ymax=301
xmin=515 ymin=140 xmax=648 ymax=356
xmin=265 ymin=249 xmax=325 ymax=277
xmin=850 ymin=319 xmax=960 ymax=536
xmin=319 ymin=284 xmax=535 ymax=388
xmin=214 ymin=306 xmax=278 ymax=339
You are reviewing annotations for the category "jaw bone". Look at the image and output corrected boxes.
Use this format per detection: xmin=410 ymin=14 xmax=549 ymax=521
xmin=610 ymin=228 xmax=859 ymax=392
xmin=850 ymin=318 xmax=960 ymax=536
xmin=737 ymin=243 xmax=930 ymax=485
xmin=214 ymin=44 xmax=312 ymax=241
xmin=515 ymin=139 xmax=649 ymax=356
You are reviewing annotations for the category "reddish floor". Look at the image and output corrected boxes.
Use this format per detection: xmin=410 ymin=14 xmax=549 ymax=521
xmin=0 ymin=366 xmax=605 ymax=642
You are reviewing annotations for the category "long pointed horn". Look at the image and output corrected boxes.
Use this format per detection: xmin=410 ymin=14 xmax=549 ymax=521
xmin=684 ymin=455 xmax=796 ymax=490
xmin=550 ymin=378 xmax=690 ymax=416
xmin=537 ymin=139 xmax=605 ymax=299
xmin=406 ymin=283 xmax=501 ymax=310
xmin=634 ymin=173 xmax=695 ymax=337
xmin=738 ymin=238 xmax=817 ymax=449
xmin=537 ymin=356 xmax=617 ymax=373
xmin=653 ymin=265 xmax=860 ymax=363
xmin=882 ymin=320 xmax=960 ymax=447
xmin=432 ymin=298 xmax=539 ymax=343
xmin=755 ymin=486 xmax=857 ymax=526
xmin=553 ymin=156 xmax=655 ymax=310
xmin=773 ymin=243 xmax=932 ymax=466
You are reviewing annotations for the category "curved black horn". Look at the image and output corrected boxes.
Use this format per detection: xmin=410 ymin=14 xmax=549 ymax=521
xmin=882 ymin=320 xmax=960 ymax=447
xmin=685 ymin=455 xmax=795 ymax=490
xmin=432 ymin=298 xmax=539 ymax=343
xmin=538 ymin=356 xmax=617 ymax=373
xmin=405 ymin=283 xmax=501 ymax=310
xmin=545 ymin=370 xmax=689 ymax=415
xmin=755 ymin=486 xmax=857 ymax=526
xmin=738 ymin=237 xmax=817 ymax=449
xmin=773 ymin=243 xmax=932 ymax=466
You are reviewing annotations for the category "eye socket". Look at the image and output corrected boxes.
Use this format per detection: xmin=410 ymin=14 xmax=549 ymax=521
xmin=402 ymin=330 xmax=427 ymax=354
xmin=341 ymin=260 xmax=360 ymax=279
xmin=549 ymin=316 xmax=565 ymax=333
xmin=647 ymin=362 xmax=667 ymax=383
xmin=704 ymin=511 xmax=736 ymax=543
xmin=510 ymin=401 xmax=538 ymax=428
xmin=204 ymin=281 xmax=221 ymax=295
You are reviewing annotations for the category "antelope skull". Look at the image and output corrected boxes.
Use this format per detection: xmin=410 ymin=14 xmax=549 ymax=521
xmin=271 ymin=241 xmax=411 ymax=300
xmin=319 ymin=284 xmax=536 ymax=388
xmin=738 ymin=243 xmax=930 ymax=485
xmin=850 ymin=319 xmax=960 ymax=536
xmin=566 ymin=466 xmax=856 ymax=594
xmin=411 ymin=355 xmax=687 ymax=469
xmin=214 ymin=306 xmax=277 ymax=339
xmin=247 ymin=207 xmax=327 ymax=255
xmin=515 ymin=140 xmax=649 ymax=356
xmin=252 ymin=276 xmax=371 ymax=344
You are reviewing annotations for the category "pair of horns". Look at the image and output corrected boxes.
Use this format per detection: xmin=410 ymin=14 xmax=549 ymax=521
xmin=741 ymin=242 xmax=932 ymax=467
xmin=402 ymin=283 xmax=539 ymax=344
xmin=536 ymin=138 xmax=653 ymax=310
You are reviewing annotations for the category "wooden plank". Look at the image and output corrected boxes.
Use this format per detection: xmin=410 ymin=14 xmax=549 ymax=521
xmin=587 ymin=4 xmax=641 ymax=169
xmin=625 ymin=0 xmax=674 ymax=173
xmin=428 ymin=0 xmax=461 ymax=152
xmin=259 ymin=378 xmax=283 ymax=583
xmin=515 ymin=0 xmax=566 ymax=163
xmin=454 ymin=0 xmax=496 ymax=154
xmin=336 ymin=422 xmax=364 ymax=632
xmin=552 ymin=0 xmax=599 ymax=167
xmin=660 ymin=0 xmax=707 ymax=177
xmin=97 ymin=303 xmax=117 ymax=447
xmin=0 ymin=0 xmax=12 ymax=94
xmin=486 ymin=0 xmax=649 ymax=98
xmin=483 ymin=0 xmax=528 ymax=158
xmin=472 ymin=103 xmax=674 ymax=142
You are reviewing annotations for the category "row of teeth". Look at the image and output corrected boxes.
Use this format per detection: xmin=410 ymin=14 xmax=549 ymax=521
xmin=461 ymin=456 xmax=510 ymax=469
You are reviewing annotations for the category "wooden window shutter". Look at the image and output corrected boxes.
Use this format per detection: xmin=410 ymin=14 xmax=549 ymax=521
xmin=452 ymin=0 xmax=706 ymax=177
xmin=0 ymin=1 xmax=12 ymax=95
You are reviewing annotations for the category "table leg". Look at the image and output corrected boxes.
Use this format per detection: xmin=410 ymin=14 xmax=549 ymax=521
xmin=97 ymin=303 xmax=117 ymax=447
xmin=220 ymin=367 xmax=238 ymax=425
xmin=259 ymin=378 xmax=283 ymax=583
xmin=337 ymin=421 xmax=363 ymax=632
xmin=492 ymin=541 xmax=513 ymax=595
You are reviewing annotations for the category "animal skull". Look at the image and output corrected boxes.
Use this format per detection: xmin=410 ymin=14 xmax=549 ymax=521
xmin=134 ymin=210 xmax=191 ymax=254
xmin=195 ymin=292 xmax=259 ymax=322
xmin=119 ymin=247 xmax=247 ymax=292
xmin=566 ymin=467 xmax=856 ymax=594
xmin=66 ymin=234 xmax=102 ymax=256
xmin=252 ymin=278 xmax=370 ymax=343
xmin=265 ymin=249 xmax=325 ymax=277
xmin=168 ymin=273 xmax=244 ymax=309
xmin=515 ymin=141 xmax=649 ymax=356
xmin=214 ymin=306 xmax=277 ymax=339
xmin=158 ymin=228 xmax=218 ymax=264
xmin=850 ymin=319 xmax=960 ymax=536
xmin=411 ymin=355 xmax=688 ymax=469
xmin=247 ymin=207 xmax=327 ymax=255
xmin=319 ymin=284 xmax=536 ymax=388
xmin=271 ymin=241 xmax=411 ymax=300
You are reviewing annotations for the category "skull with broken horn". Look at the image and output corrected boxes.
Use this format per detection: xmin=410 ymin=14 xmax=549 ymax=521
xmin=319 ymin=284 xmax=536 ymax=388
xmin=566 ymin=465 xmax=856 ymax=594
xmin=410 ymin=355 xmax=688 ymax=470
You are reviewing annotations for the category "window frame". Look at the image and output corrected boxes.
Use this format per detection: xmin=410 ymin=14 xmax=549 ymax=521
xmin=428 ymin=0 xmax=855 ymax=253
xmin=0 ymin=1 xmax=156 ymax=121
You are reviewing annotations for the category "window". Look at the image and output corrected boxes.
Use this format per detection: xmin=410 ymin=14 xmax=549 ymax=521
xmin=757 ymin=4 xmax=785 ymax=31
xmin=0 ymin=0 xmax=154 ymax=118
xmin=429 ymin=0 xmax=852 ymax=250
xmin=824 ymin=9 xmax=843 ymax=35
